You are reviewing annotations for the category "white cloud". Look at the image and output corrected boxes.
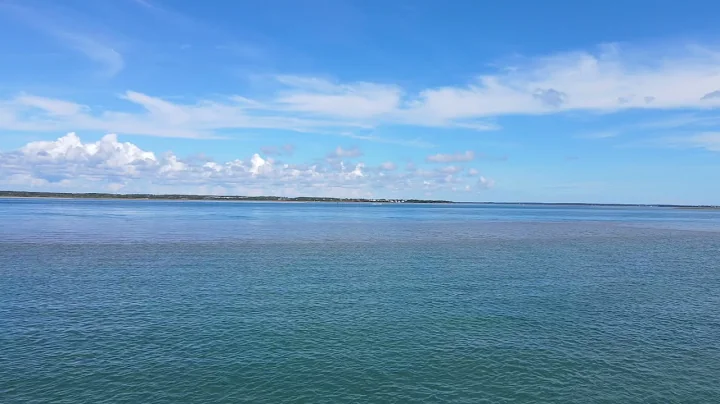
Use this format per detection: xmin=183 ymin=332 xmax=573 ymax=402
xmin=249 ymin=154 xmax=269 ymax=175
xmin=635 ymin=113 xmax=720 ymax=130
xmin=159 ymin=154 xmax=187 ymax=174
xmin=347 ymin=163 xmax=364 ymax=178
xmin=2 ymin=3 xmax=124 ymax=77
xmin=14 ymin=95 xmax=85 ymax=116
xmin=327 ymin=146 xmax=363 ymax=159
xmin=668 ymin=132 xmax=720 ymax=151
xmin=0 ymin=133 xmax=494 ymax=197
xmin=334 ymin=131 xmax=435 ymax=148
xmin=477 ymin=176 xmax=495 ymax=189
xmin=578 ymin=112 xmax=720 ymax=140
xmin=468 ymin=168 xmax=479 ymax=176
xmin=4 ymin=43 xmax=718 ymax=138
xmin=439 ymin=165 xmax=463 ymax=174
xmin=275 ymin=76 xmax=402 ymax=119
xmin=426 ymin=151 xmax=475 ymax=163
xmin=701 ymin=90 xmax=720 ymax=100
xmin=20 ymin=132 xmax=156 ymax=169
xmin=405 ymin=43 xmax=720 ymax=123
xmin=0 ymin=91 xmax=342 ymax=139
xmin=59 ymin=31 xmax=124 ymax=77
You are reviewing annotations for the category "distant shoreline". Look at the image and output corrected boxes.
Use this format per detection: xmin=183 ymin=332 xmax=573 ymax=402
xmin=1 ymin=190 xmax=719 ymax=209
xmin=463 ymin=202 xmax=720 ymax=209
xmin=0 ymin=191 xmax=451 ymax=204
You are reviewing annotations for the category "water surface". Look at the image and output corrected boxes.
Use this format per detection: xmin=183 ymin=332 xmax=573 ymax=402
xmin=2 ymin=199 xmax=719 ymax=403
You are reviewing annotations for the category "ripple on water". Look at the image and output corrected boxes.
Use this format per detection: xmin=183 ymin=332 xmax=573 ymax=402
xmin=2 ymin=200 xmax=720 ymax=403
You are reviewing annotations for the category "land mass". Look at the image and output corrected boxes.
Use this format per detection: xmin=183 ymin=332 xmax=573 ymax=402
xmin=0 ymin=191 xmax=718 ymax=209
xmin=0 ymin=190 xmax=451 ymax=204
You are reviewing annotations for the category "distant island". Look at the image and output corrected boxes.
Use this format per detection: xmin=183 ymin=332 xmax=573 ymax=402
xmin=0 ymin=191 xmax=451 ymax=204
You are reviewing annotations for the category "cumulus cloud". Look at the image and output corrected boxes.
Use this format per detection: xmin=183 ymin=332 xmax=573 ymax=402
xmin=20 ymin=132 xmax=156 ymax=170
xmin=3 ymin=43 xmax=720 ymax=138
xmin=426 ymin=151 xmax=475 ymax=163
xmin=0 ymin=133 xmax=495 ymax=197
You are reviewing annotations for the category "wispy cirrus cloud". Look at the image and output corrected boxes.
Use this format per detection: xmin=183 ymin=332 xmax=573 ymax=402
xmin=0 ymin=91 xmax=345 ymax=139
xmin=0 ymin=91 xmax=437 ymax=147
xmin=275 ymin=77 xmax=403 ymax=119
xmin=685 ymin=132 xmax=720 ymax=151
xmin=334 ymin=131 xmax=435 ymax=148
xmin=426 ymin=151 xmax=475 ymax=163
xmin=327 ymin=146 xmax=363 ymax=159
xmin=663 ymin=132 xmax=720 ymax=152
xmin=13 ymin=94 xmax=86 ymax=116
xmin=54 ymin=31 xmax=124 ymax=77
xmin=0 ymin=2 xmax=124 ymax=77
xmin=3 ymin=42 xmax=720 ymax=140
xmin=404 ymin=43 xmax=720 ymax=122
xmin=577 ymin=111 xmax=720 ymax=144
xmin=576 ymin=130 xmax=621 ymax=139
xmin=634 ymin=113 xmax=720 ymax=131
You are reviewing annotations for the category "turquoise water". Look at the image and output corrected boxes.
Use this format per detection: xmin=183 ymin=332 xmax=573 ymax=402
xmin=2 ymin=199 xmax=720 ymax=403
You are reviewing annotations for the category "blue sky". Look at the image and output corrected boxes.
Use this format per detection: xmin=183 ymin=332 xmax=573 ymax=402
xmin=1 ymin=0 xmax=719 ymax=203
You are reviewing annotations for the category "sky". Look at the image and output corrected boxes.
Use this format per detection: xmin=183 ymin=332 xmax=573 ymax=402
xmin=1 ymin=0 xmax=719 ymax=204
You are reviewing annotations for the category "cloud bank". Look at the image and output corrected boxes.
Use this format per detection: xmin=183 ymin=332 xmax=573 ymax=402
xmin=0 ymin=133 xmax=493 ymax=197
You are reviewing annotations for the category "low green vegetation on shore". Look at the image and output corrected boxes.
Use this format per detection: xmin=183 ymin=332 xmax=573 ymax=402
xmin=0 ymin=191 xmax=451 ymax=204
xmin=2 ymin=191 xmax=718 ymax=209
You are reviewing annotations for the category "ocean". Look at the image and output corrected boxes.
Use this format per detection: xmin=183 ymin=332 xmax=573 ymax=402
xmin=1 ymin=198 xmax=719 ymax=403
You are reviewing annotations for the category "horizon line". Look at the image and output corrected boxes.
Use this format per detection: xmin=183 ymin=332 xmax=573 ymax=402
xmin=1 ymin=190 xmax=718 ymax=209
